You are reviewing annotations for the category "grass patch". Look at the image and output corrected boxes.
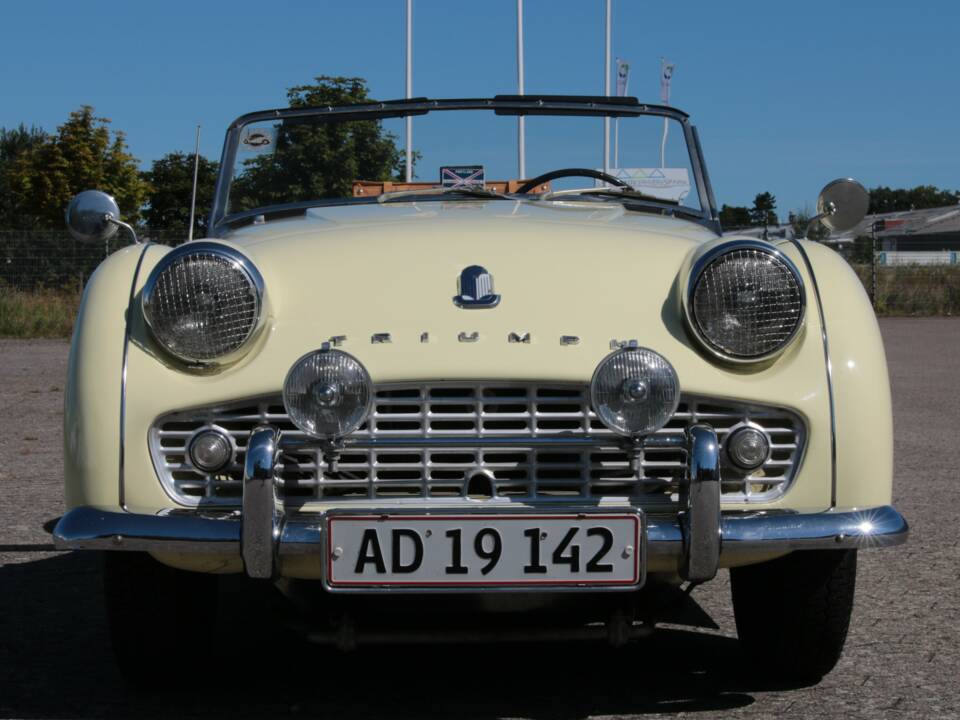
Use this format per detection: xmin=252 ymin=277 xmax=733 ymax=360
xmin=852 ymin=264 xmax=960 ymax=316
xmin=0 ymin=286 xmax=81 ymax=337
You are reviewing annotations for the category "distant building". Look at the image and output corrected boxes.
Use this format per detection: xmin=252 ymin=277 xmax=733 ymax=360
xmin=824 ymin=205 xmax=960 ymax=265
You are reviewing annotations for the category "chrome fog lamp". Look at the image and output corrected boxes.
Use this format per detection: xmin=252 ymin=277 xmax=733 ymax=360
xmin=282 ymin=348 xmax=373 ymax=439
xmin=684 ymin=240 xmax=805 ymax=363
xmin=590 ymin=347 xmax=681 ymax=437
xmin=142 ymin=242 xmax=264 ymax=365
xmin=188 ymin=428 xmax=234 ymax=473
xmin=726 ymin=425 xmax=771 ymax=470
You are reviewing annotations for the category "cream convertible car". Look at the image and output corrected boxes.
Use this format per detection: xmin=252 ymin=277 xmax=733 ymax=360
xmin=56 ymin=96 xmax=907 ymax=682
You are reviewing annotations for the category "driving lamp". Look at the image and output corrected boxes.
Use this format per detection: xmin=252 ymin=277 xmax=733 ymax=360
xmin=188 ymin=428 xmax=234 ymax=473
xmin=590 ymin=347 xmax=680 ymax=437
xmin=283 ymin=349 xmax=373 ymax=439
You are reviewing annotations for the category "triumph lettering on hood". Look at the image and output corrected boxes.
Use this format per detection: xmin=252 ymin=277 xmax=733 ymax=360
xmin=325 ymin=333 xmax=591 ymax=345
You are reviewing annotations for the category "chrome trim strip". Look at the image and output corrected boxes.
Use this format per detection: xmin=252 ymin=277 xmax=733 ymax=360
xmin=119 ymin=242 xmax=153 ymax=509
xmin=279 ymin=434 xmax=688 ymax=451
xmin=790 ymin=239 xmax=838 ymax=506
xmin=53 ymin=504 xmax=909 ymax=556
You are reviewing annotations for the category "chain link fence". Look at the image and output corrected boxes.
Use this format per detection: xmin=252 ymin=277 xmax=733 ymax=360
xmin=0 ymin=229 xmax=182 ymax=291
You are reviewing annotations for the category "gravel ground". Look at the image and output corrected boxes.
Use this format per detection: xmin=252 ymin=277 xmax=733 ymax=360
xmin=0 ymin=320 xmax=957 ymax=719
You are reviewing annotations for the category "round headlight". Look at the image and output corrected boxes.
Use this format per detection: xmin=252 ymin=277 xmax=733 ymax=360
xmin=590 ymin=347 xmax=681 ymax=437
xmin=142 ymin=243 xmax=264 ymax=364
xmin=283 ymin=349 xmax=373 ymax=439
xmin=686 ymin=242 xmax=805 ymax=362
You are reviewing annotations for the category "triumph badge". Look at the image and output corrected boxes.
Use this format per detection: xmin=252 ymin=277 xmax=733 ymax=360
xmin=453 ymin=265 xmax=501 ymax=309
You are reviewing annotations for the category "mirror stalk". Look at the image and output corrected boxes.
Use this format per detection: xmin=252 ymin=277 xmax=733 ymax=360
xmin=105 ymin=214 xmax=142 ymax=245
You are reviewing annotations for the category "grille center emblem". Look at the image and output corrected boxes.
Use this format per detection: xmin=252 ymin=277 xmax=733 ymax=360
xmin=453 ymin=265 xmax=500 ymax=309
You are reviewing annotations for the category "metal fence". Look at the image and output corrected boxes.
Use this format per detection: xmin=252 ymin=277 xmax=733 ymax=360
xmin=0 ymin=229 xmax=182 ymax=290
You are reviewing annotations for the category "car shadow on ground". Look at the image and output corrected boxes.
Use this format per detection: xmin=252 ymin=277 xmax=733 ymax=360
xmin=1 ymin=551 xmax=814 ymax=719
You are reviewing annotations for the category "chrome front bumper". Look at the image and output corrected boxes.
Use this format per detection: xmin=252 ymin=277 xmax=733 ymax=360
xmin=54 ymin=424 xmax=909 ymax=584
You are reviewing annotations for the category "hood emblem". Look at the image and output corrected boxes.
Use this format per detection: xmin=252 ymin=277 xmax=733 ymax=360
xmin=453 ymin=265 xmax=501 ymax=309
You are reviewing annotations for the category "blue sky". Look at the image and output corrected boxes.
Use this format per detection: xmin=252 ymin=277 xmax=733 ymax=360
xmin=1 ymin=0 xmax=957 ymax=217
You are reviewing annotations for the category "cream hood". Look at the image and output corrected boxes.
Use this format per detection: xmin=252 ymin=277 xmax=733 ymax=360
xmin=220 ymin=199 xmax=716 ymax=355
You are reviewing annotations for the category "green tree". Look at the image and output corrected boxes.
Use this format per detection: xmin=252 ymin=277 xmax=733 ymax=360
xmin=7 ymin=106 xmax=149 ymax=229
xmin=750 ymin=192 xmax=778 ymax=227
xmin=790 ymin=206 xmax=828 ymax=241
xmin=0 ymin=124 xmax=48 ymax=227
xmin=719 ymin=204 xmax=752 ymax=230
xmin=868 ymin=185 xmax=958 ymax=214
xmin=142 ymin=152 xmax=219 ymax=240
xmin=230 ymin=76 xmax=406 ymax=213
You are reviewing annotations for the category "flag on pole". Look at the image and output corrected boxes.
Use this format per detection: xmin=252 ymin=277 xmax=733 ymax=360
xmin=660 ymin=58 xmax=675 ymax=104
xmin=616 ymin=58 xmax=630 ymax=97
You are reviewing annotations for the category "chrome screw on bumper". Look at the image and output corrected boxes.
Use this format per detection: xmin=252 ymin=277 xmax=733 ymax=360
xmin=679 ymin=424 xmax=722 ymax=582
xmin=241 ymin=426 xmax=281 ymax=579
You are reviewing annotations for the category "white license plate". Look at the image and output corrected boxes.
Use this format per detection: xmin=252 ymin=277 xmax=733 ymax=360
xmin=325 ymin=512 xmax=643 ymax=589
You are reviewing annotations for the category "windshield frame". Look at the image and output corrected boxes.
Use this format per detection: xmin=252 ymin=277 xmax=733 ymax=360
xmin=209 ymin=96 xmax=720 ymax=236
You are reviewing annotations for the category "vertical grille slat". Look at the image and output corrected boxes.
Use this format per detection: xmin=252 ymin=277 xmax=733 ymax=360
xmin=149 ymin=383 xmax=805 ymax=507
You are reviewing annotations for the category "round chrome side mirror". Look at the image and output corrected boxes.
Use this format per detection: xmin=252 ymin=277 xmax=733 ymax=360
xmin=816 ymin=178 xmax=870 ymax=233
xmin=65 ymin=190 xmax=122 ymax=244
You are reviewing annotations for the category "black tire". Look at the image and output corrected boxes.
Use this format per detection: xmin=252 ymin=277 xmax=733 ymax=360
xmin=730 ymin=549 xmax=857 ymax=683
xmin=103 ymin=552 xmax=218 ymax=689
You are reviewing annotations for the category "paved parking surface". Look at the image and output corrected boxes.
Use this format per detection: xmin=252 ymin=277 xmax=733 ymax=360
xmin=0 ymin=319 xmax=957 ymax=719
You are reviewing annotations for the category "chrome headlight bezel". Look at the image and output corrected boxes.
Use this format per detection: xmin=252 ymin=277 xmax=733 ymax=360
xmin=682 ymin=239 xmax=806 ymax=364
xmin=141 ymin=242 xmax=265 ymax=366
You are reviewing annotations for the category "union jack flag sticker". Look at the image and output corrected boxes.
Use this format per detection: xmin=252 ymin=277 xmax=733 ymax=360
xmin=440 ymin=165 xmax=485 ymax=189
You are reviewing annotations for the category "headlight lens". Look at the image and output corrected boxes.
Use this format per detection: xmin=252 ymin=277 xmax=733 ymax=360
xmin=283 ymin=349 xmax=373 ymax=439
xmin=687 ymin=243 xmax=804 ymax=361
xmin=590 ymin=347 xmax=681 ymax=437
xmin=142 ymin=243 xmax=263 ymax=364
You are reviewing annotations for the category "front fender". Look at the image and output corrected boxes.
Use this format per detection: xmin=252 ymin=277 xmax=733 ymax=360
xmin=799 ymin=241 xmax=893 ymax=508
xmin=64 ymin=244 xmax=151 ymax=510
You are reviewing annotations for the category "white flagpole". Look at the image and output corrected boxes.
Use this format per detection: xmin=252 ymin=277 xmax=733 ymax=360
xmin=405 ymin=0 xmax=413 ymax=182
xmin=603 ymin=0 xmax=611 ymax=173
xmin=659 ymin=58 xmax=673 ymax=168
xmin=614 ymin=58 xmax=628 ymax=169
xmin=187 ymin=124 xmax=201 ymax=242
xmin=517 ymin=0 xmax=525 ymax=179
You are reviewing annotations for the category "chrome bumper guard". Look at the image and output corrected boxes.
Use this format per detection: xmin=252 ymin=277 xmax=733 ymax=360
xmin=54 ymin=424 xmax=909 ymax=582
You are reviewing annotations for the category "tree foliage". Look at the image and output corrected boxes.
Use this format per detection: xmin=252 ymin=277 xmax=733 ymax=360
xmin=142 ymin=152 xmax=219 ymax=240
xmin=230 ymin=76 xmax=406 ymax=213
xmin=868 ymin=185 xmax=958 ymax=214
xmin=750 ymin=192 xmax=778 ymax=226
xmin=0 ymin=124 xmax=48 ymax=228
xmin=719 ymin=204 xmax=752 ymax=230
xmin=4 ymin=106 xmax=149 ymax=229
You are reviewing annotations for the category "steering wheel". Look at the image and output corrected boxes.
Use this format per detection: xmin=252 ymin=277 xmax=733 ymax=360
xmin=515 ymin=168 xmax=629 ymax=194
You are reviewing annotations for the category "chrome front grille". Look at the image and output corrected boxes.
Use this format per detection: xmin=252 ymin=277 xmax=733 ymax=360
xmin=149 ymin=383 xmax=805 ymax=507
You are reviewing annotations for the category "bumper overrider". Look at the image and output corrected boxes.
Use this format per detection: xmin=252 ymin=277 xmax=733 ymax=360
xmin=54 ymin=423 xmax=908 ymax=586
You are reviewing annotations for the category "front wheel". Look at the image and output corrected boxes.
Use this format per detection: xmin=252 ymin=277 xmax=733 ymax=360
xmin=103 ymin=552 xmax=218 ymax=688
xmin=730 ymin=549 xmax=857 ymax=682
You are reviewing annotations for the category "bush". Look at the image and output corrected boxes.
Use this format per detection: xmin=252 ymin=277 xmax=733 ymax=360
xmin=0 ymin=285 xmax=80 ymax=337
xmin=851 ymin=264 xmax=960 ymax=316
